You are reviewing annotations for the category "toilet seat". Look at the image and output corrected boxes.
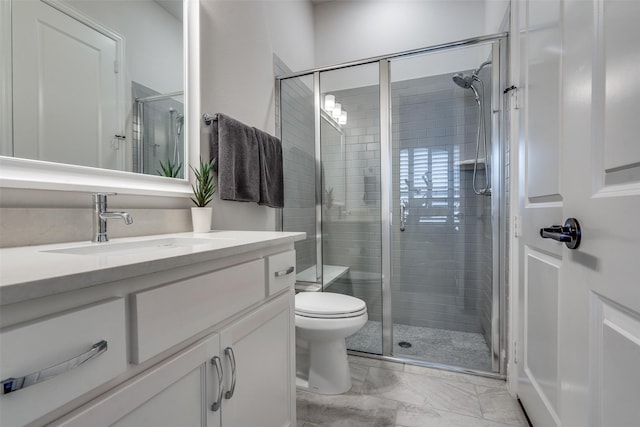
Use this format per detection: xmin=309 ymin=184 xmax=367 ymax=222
xmin=295 ymin=292 xmax=367 ymax=319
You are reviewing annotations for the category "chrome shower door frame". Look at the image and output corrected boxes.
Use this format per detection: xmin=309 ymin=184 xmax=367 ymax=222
xmin=277 ymin=32 xmax=508 ymax=375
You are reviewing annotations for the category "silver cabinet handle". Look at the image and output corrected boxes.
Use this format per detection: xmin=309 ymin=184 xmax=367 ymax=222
xmin=275 ymin=266 xmax=294 ymax=277
xmin=1 ymin=340 xmax=108 ymax=395
xmin=210 ymin=356 xmax=224 ymax=411
xmin=224 ymin=347 xmax=236 ymax=400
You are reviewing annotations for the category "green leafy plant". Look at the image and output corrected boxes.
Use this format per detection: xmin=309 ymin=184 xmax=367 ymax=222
xmin=324 ymin=187 xmax=334 ymax=209
xmin=190 ymin=157 xmax=217 ymax=207
xmin=157 ymin=158 xmax=183 ymax=178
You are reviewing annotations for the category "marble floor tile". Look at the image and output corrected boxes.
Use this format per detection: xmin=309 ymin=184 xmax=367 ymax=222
xmin=396 ymin=403 xmax=520 ymax=427
xmin=348 ymin=354 xmax=405 ymax=372
xmin=347 ymin=360 xmax=370 ymax=394
xmin=420 ymin=377 xmax=483 ymax=418
xmin=476 ymin=385 xmax=529 ymax=426
xmin=361 ymin=366 xmax=427 ymax=406
xmin=362 ymin=366 xmax=483 ymax=418
xmin=403 ymin=363 xmax=506 ymax=388
xmin=297 ymin=357 xmax=529 ymax=427
xmin=297 ymin=390 xmax=398 ymax=427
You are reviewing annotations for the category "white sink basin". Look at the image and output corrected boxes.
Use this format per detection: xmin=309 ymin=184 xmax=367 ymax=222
xmin=43 ymin=237 xmax=232 ymax=256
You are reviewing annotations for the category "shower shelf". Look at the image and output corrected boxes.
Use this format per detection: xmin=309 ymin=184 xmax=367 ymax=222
xmin=296 ymin=265 xmax=350 ymax=289
xmin=457 ymin=158 xmax=486 ymax=170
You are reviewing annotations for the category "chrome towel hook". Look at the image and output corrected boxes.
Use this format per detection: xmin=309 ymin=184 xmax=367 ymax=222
xmin=202 ymin=113 xmax=216 ymax=125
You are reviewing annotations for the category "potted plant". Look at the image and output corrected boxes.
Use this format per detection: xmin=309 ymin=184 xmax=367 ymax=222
xmin=190 ymin=157 xmax=217 ymax=232
xmin=157 ymin=158 xmax=183 ymax=178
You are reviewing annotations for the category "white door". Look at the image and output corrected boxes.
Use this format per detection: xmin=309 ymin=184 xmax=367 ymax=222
xmin=516 ymin=0 xmax=640 ymax=426
xmin=12 ymin=0 xmax=122 ymax=169
xmin=516 ymin=0 xmax=564 ymax=424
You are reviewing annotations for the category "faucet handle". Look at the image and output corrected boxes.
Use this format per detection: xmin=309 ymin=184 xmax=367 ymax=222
xmin=94 ymin=192 xmax=117 ymax=202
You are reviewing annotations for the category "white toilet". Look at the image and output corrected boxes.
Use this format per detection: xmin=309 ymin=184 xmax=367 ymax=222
xmin=295 ymin=291 xmax=368 ymax=394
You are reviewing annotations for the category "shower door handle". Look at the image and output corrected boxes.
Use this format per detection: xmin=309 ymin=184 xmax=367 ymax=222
xmin=540 ymin=218 xmax=581 ymax=249
xmin=400 ymin=202 xmax=406 ymax=232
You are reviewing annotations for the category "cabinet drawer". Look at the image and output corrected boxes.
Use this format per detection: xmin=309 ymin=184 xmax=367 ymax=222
xmin=267 ymin=250 xmax=296 ymax=295
xmin=131 ymin=258 xmax=265 ymax=364
xmin=0 ymin=298 xmax=127 ymax=427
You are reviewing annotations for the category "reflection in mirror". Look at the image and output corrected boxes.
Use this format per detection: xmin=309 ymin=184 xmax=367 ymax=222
xmin=4 ymin=0 xmax=184 ymax=179
xmin=320 ymin=111 xmax=345 ymax=214
xmin=134 ymin=85 xmax=184 ymax=178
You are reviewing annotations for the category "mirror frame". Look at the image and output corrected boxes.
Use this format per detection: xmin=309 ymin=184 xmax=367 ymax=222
xmin=0 ymin=0 xmax=200 ymax=198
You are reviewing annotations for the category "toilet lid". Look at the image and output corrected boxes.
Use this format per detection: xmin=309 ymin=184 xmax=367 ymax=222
xmin=295 ymin=292 xmax=367 ymax=319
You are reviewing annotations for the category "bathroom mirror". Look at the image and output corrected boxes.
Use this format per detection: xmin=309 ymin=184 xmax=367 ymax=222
xmin=0 ymin=0 xmax=199 ymax=196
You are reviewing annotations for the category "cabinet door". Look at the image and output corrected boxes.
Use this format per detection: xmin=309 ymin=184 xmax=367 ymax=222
xmin=220 ymin=292 xmax=295 ymax=427
xmin=0 ymin=298 xmax=127 ymax=427
xmin=54 ymin=335 xmax=222 ymax=427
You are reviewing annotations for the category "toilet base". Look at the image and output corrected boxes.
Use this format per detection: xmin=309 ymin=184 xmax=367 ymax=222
xmin=296 ymin=337 xmax=352 ymax=395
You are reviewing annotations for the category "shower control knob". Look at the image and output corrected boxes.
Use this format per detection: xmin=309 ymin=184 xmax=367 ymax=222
xmin=540 ymin=218 xmax=581 ymax=249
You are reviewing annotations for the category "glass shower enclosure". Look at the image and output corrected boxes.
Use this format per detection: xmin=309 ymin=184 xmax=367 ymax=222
xmin=279 ymin=35 xmax=507 ymax=374
xmin=133 ymin=86 xmax=185 ymax=179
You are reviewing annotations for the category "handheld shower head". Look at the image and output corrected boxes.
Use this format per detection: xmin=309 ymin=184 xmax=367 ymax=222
xmin=452 ymin=73 xmax=474 ymax=89
xmin=176 ymin=114 xmax=184 ymax=136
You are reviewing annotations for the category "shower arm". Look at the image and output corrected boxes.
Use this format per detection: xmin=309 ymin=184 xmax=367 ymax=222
xmin=473 ymin=61 xmax=492 ymax=78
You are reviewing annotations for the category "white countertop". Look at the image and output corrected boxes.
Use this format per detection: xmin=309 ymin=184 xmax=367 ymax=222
xmin=0 ymin=231 xmax=305 ymax=305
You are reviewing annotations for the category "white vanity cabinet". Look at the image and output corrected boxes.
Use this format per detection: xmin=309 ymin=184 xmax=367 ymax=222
xmin=0 ymin=232 xmax=302 ymax=427
xmin=55 ymin=292 xmax=294 ymax=427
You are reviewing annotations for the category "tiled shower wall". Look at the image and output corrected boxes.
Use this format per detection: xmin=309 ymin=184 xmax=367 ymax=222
xmin=326 ymin=72 xmax=494 ymax=339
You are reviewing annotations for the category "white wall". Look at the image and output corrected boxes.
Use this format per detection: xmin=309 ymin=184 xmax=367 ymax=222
xmin=313 ymin=0 xmax=489 ymax=67
xmin=199 ymin=0 xmax=315 ymax=231
xmin=66 ymin=0 xmax=183 ymax=95
xmin=485 ymin=0 xmax=510 ymax=34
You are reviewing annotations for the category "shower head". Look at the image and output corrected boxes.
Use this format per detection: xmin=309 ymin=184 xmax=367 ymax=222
xmin=452 ymin=73 xmax=474 ymax=89
xmin=453 ymin=60 xmax=492 ymax=89
xmin=176 ymin=114 xmax=184 ymax=136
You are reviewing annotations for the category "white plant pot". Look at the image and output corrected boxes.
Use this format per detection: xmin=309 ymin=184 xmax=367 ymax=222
xmin=191 ymin=207 xmax=213 ymax=233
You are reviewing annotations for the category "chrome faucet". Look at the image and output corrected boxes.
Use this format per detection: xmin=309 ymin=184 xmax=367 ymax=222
xmin=93 ymin=193 xmax=133 ymax=242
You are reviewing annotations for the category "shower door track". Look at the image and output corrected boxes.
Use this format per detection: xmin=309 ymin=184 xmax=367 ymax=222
xmin=346 ymin=350 xmax=506 ymax=380
xmin=277 ymin=31 xmax=509 ymax=375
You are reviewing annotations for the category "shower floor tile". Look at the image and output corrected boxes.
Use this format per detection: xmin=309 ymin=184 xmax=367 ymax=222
xmin=346 ymin=320 xmax=492 ymax=372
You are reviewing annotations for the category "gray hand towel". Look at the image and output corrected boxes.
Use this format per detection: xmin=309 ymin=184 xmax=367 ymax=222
xmin=210 ymin=113 xmax=260 ymax=203
xmin=254 ymin=127 xmax=284 ymax=208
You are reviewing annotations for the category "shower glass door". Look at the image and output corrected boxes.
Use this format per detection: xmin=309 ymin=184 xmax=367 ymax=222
xmin=280 ymin=74 xmax=318 ymax=285
xmin=318 ymin=63 xmax=383 ymax=356
xmin=387 ymin=43 xmax=500 ymax=372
